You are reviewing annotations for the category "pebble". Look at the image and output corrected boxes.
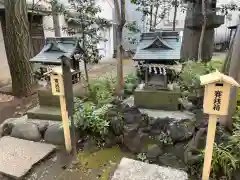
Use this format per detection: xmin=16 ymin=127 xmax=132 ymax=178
xmin=0 ymin=93 xmax=14 ymax=103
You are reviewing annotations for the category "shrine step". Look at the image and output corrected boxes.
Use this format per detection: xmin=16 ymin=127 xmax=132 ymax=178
xmin=27 ymin=106 xmax=61 ymax=121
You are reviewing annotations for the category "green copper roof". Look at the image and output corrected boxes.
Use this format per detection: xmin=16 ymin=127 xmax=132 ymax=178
xmin=133 ymin=31 xmax=182 ymax=61
xmin=29 ymin=37 xmax=82 ymax=64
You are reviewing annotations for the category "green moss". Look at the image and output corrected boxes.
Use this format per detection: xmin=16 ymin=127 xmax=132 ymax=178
xmin=78 ymin=146 xmax=133 ymax=180
xmin=209 ymin=60 xmax=224 ymax=70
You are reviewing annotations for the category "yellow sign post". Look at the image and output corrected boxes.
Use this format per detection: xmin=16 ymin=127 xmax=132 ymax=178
xmin=50 ymin=66 xmax=72 ymax=153
xmin=200 ymin=70 xmax=240 ymax=180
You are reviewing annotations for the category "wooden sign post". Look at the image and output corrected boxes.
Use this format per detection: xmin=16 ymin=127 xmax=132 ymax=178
xmin=200 ymin=70 xmax=240 ymax=180
xmin=50 ymin=66 xmax=72 ymax=153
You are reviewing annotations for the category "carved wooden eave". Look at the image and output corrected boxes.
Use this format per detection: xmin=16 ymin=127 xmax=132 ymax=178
xmin=142 ymin=36 xmax=174 ymax=50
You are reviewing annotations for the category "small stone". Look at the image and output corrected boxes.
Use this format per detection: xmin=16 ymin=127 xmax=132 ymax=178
xmin=44 ymin=123 xmax=65 ymax=145
xmin=168 ymin=119 xmax=195 ymax=143
xmin=11 ymin=122 xmax=41 ymax=141
xmin=83 ymin=138 xmax=97 ymax=151
xmin=146 ymin=144 xmax=164 ymax=163
xmin=30 ymin=120 xmax=49 ymax=134
xmin=123 ymin=132 xmax=143 ymax=153
xmin=158 ymin=153 xmax=185 ymax=169
xmin=0 ymin=122 xmax=14 ymax=137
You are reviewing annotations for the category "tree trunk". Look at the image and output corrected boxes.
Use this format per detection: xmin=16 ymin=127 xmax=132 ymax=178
xmin=51 ymin=1 xmax=61 ymax=37
xmin=53 ymin=13 xmax=61 ymax=37
xmin=222 ymin=30 xmax=237 ymax=75
xmin=222 ymin=26 xmax=240 ymax=131
xmin=114 ymin=0 xmax=126 ymax=97
xmin=4 ymin=0 xmax=34 ymax=97
xmin=198 ymin=0 xmax=207 ymax=61
xmin=172 ymin=0 xmax=178 ymax=31
xmin=149 ymin=5 xmax=153 ymax=31
xmin=153 ymin=4 xmax=159 ymax=30
xmin=181 ymin=3 xmax=214 ymax=61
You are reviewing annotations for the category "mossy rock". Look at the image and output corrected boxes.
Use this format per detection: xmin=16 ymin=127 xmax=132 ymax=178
xmin=78 ymin=146 xmax=134 ymax=179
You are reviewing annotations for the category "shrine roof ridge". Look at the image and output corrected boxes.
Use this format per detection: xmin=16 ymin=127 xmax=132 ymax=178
xmin=141 ymin=31 xmax=180 ymax=41
xmin=29 ymin=37 xmax=82 ymax=64
xmin=133 ymin=31 xmax=181 ymax=61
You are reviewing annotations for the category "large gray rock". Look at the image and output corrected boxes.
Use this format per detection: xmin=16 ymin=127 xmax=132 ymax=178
xmin=111 ymin=158 xmax=188 ymax=180
xmin=168 ymin=119 xmax=195 ymax=143
xmin=146 ymin=144 xmax=164 ymax=163
xmin=28 ymin=119 xmax=49 ymax=135
xmin=0 ymin=116 xmax=28 ymax=137
xmin=11 ymin=122 xmax=42 ymax=142
xmin=44 ymin=123 xmax=65 ymax=145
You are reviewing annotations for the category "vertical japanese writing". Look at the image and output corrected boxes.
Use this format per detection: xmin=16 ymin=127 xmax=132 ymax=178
xmin=213 ymin=90 xmax=222 ymax=111
xmin=54 ymin=79 xmax=60 ymax=93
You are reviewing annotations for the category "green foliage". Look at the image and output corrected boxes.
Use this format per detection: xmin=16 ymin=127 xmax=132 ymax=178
xmin=73 ymin=99 xmax=112 ymax=137
xmin=88 ymin=73 xmax=138 ymax=106
xmin=157 ymin=132 xmax=173 ymax=145
xmin=72 ymin=73 xmax=139 ymax=137
xmin=88 ymin=75 xmax=116 ymax=107
xmin=137 ymin=153 xmax=149 ymax=163
xmin=178 ymin=60 xmax=223 ymax=96
xmin=124 ymin=73 xmax=138 ymax=95
xmin=195 ymin=110 xmax=240 ymax=179
xmin=211 ymin=143 xmax=238 ymax=179
xmin=66 ymin=0 xmax=111 ymax=64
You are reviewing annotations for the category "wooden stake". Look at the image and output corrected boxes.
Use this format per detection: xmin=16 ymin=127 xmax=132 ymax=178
xmin=202 ymin=114 xmax=217 ymax=180
xmin=59 ymin=95 xmax=72 ymax=153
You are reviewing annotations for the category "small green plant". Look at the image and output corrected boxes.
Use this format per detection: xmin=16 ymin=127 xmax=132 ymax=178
xmin=124 ymin=73 xmax=138 ymax=95
xmin=137 ymin=153 xmax=149 ymax=163
xmin=178 ymin=60 xmax=223 ymax=97
xmin=88 ymin=75 xmax=116 ymax=107
xmin=196 ymin=110 xmax=240 ymax=179
xmin=73 ymin=98 xmax=112 ymax=137
xmin=157 ymin=132 xmax=173 ymax=145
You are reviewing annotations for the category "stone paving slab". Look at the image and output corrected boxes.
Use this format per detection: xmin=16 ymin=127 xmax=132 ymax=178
xmin=0 ymin=136 xmax=56 ymax=179
xmin=111 ymin=158 xmax=188 ymax=180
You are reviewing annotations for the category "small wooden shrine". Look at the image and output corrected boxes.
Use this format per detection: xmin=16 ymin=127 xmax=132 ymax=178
xmin=133 ymin=31 xmax=182 ymax=110
xmin=27 ymin=37 xmax=84 ymax=121
xmin=133 ymin=31 xmax=182 ymax=89
xmin=30 ymin=37 xmax=83 ymax=85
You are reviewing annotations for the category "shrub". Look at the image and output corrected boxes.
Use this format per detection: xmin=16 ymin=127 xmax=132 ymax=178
xmin=196 ymin=110 xmax=240 ymax=179
xmin=73 ymin=98 xmax=112 ymax=137
xmin=72 ymin=73 xmax=139 ymax=137
xmin=178 ymin=60 xmax=223 ymax=97
xmin=124 ymin=73 xmax=139 ymax=95
xmin=88 ymin=74 xmax=116 ymax=107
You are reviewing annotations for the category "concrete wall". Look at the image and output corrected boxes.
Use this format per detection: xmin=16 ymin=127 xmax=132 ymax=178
xmin=0 ymin=21 xmax=10 ymax=86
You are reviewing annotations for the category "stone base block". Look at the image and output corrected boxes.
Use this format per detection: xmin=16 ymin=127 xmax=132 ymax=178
xmin=37 ymin=84 xmax=88 ymax=107
xmin=134 ymin=87 xmax=182 ymax=111
xmin=27 ymin=106 xmax=61 ymax=121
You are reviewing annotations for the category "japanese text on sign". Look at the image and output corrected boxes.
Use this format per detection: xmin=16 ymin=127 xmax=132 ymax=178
xmin=213 ymin=90 xmax=222 ymax=111
xmin=54 ymin=79 xmax=60 ymax=93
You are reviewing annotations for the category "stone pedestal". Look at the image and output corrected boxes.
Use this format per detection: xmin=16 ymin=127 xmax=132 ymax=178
xmin=27 ymin=84 xmax=87 ymax=121
xmin=134 ymin=87 xmax=182 ymax=111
